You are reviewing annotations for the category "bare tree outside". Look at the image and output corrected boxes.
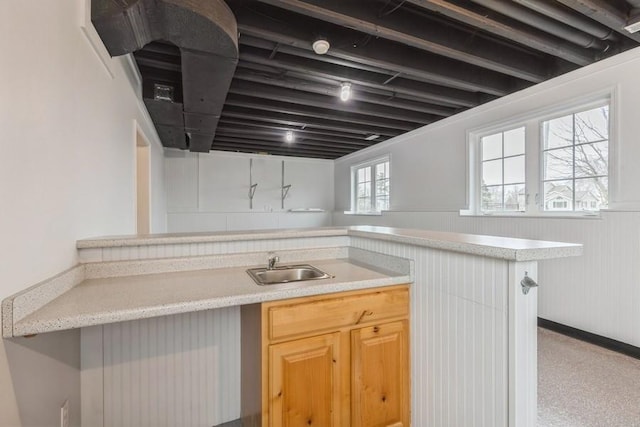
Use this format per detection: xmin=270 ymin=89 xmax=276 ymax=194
xmin=542 ymin=106 xmax=609 ymax=211
xmin=355 ymin=160 xmax=389 ymax=213
xmin=375 ymin=161 xmax=390 ymax=211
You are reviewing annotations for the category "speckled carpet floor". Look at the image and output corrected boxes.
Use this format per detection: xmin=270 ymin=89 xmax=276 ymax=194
xmin=538 ymin=328 xmax=640 ymax=427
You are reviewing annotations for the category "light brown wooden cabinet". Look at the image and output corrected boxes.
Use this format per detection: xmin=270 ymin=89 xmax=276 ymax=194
xmin=242 ymin=284 xmax=410 ymax=427
xmin=351 ymin=320 xmax=409 ymax=427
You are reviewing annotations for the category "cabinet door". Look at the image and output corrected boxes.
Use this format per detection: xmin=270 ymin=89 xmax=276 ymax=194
xmin=269 ymin=332 xmax=342 ymax=427
xmin=352 ymin=320 xmax=409 ymax=427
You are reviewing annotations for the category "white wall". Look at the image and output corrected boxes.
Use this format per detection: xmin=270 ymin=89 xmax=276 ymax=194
xmin=0 ymin=1 xmax=166 ymax=426
xmin=334 ymin=47 xmax=640 ymax=347
xmin=165 ymin=150 xmax=334 ymax=232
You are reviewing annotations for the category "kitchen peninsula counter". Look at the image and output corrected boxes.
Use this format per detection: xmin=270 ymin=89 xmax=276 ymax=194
xmin=3 ymin=226 xmax=582 ymax=427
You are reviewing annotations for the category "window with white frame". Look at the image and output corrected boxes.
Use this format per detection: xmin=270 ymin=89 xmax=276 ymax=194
xmin=542 ymin=105 xmax=609 ymax=212
xmin=481 ymin=127 xmax=526 ymax=212
xmin=469 ymin=98 xmax=610 ymax=215
xmin=352 ymin=157 xmax=390 ymax=213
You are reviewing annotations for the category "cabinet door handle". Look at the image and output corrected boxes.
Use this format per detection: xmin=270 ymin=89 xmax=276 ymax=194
xmin=355 ymin=310 xmax=374 ymax=324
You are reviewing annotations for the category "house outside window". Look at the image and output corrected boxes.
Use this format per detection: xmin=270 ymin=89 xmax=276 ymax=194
xmin=542 ymin=105 xmax=609 ymax=212
xmin=352 ymin=157 xmax=390 ymax=214
xmin=468 ymin=97 xmax=611 ymax=216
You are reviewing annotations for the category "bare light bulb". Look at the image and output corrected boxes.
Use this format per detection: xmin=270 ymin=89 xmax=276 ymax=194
xmin=340 ymin=82 xmax=352 ymax=102
xmin=285 ymin=130 xmax=294 ymax=143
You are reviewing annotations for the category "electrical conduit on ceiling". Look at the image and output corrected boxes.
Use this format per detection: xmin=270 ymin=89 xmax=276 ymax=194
xmin=512 ymin=0 xmax=618 ymax=41
xmin=470 ymin=0 xmax=611 ymax=51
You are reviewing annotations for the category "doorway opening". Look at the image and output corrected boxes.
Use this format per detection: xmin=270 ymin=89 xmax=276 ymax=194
xmin=136 ymin=128 xmax=150 ymax=234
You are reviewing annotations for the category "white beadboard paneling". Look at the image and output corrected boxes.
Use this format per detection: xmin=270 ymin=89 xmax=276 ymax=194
xmin=81 ymin=326 xmax=104 ymax=427
xmin=96 ymin=307 xmax=240 ymax=427
xmin=336 ymin=210 xmax=640 ymax=348
xmin=509 ymin=262 xmax=538 ymax=427
xmin=79 ymin=234 xmax=537 ymax=426
xmin=351 ymin=237 xmax=511 ymax=426
xmin=80 ymin=236 xmax=349 ymax=262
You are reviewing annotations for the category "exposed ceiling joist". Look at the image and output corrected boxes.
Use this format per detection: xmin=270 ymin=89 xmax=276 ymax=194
xmin=215 ymin=136 xmax=351 ymax=154
xmin=217 ymin=126 xmax=377 ymax=150
xmin=121 ymin=0 xmax=638 ymax=158
xmin=404 ymin=0 xmax=606 ymax=66
xmin=213 ymin=136 xmax=352 ymax=156
xmin=228 ymin=80 xmax=447 ymax=122
xmin=238 ymin=44 xmax=484 ymax=107
xmin=221 ymin=108 xmax=404 ymax=137
xmin=233 ymin=6 xmax=525 ymax=95
xmin=232 ymin=68 xmax=457 ymax=116
xmin=215 ymin=129 xmax=370 ymax=150
xmin=511 ymin=0 xmax=619 ymax=40
xmin=255 ymin=0 xmax=553 ymax=81
xmin=210 ymin=142 xmax=339 ymax=159
xmin=218 ymin=118 xmax=380 ymax=142
xmin=224 ymin=94 xmax=424 ymax=130
xmin=557 ymin=0 xmax=640 ymax=43
xmin=469 ymin=0 xmax=609 ymax=50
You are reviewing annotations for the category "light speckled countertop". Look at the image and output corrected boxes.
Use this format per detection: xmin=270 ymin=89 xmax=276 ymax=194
xmin=78 ymin=225 xmax=583 ymax=261
xmin=5 ymin=226 xmax=582 ymax=338
xmin=12 ymin=258 xmax=410 ymax=336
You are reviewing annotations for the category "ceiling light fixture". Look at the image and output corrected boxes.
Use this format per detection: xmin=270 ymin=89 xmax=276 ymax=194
xmin=285 ymin=130 xmax=294 ymax=143
xmin=364 ymin=134 xmax=380 ymax=141
xmin=312 ymin=38 xmax=330 ymax=55
xmin=340 ymin=82 xmax=352 ymax=102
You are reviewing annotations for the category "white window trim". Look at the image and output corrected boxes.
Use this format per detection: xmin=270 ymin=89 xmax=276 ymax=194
xmin=463 ymin=89 xmax=616 ymax=218
xmin=345 ymin=155 xmax=391 ymax=215
xmin=473 ymin=124 xmax=528 ymax=215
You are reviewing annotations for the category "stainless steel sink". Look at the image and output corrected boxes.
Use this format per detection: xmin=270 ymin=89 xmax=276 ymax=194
xmin=246 ymin=264 xmax=332 ymax=285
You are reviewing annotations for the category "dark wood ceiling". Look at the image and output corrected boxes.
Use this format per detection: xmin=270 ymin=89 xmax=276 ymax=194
xmin=133 ymin=0 xmax=640 ymax=159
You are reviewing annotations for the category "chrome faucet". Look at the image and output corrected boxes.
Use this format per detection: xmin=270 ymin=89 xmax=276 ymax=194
xmin=267 ymin=254 xmax=280 ymax=270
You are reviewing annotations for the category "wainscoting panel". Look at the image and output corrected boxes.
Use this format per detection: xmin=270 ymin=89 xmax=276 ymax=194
xmin=351 ymin=236 xmax=510 ymax=426
xmin=94 ymin=307 xmax=241 ymax=427
xmin=336 ymin=211 xmax=640 ymax=348
xmin=81 ymin=235 xmax=349 ymax=263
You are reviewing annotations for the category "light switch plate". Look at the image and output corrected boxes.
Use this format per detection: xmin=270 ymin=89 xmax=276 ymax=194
xmin=60 ymin=399 xmax=69 ymax=427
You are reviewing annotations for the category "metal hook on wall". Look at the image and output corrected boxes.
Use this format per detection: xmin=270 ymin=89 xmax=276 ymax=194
xmin=249 ymin=158 xmax=258 ymax=209
xmin=281 ymin=160 xmax=291 ymax=209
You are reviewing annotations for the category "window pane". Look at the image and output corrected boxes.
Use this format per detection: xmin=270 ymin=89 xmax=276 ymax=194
xmin=364 ymin=166 xmax=371 ymax=182
xmin=544 ymin=148 xmax=573 ymax=180
xmin=376 ymin=178 xmax=389 ymax=197
xmin=575 ymin=106 xmax=609 ymax=144
xmin=482 ymin=159 xmax=502 ymax=186
xmin=504 ymin=155 xmax=525 ymax=184
xmin=481 ymin=185 xmax=503 ymax=211
xmin=376 ymin=161 xmax=389 ymax=180
xmin=357 ymin=197 xmax=370 ymax=212
xmin=357 ymin=167 xmax=366 ymax=182
xmin=543 ymin=114 xmax=573 ymax=149
xmin=357 ymin=183 xmax=370 ymax=198
xmin=504 ymin=127 xmax=525 ymax=157
xmin=575 ymin=141 xmax=608 ymax=178
xmin=482 ymin=133 xmax=502 ymax=160
xmin=376 ymin=196 xmax=389 ymax=211
xmin=544 ymin=181 xmax=573 ymax=211
xmin=504 ymin=184 xmax=526 ymax=211
xmin=575 ymin=177 xmax=608 ymax=210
